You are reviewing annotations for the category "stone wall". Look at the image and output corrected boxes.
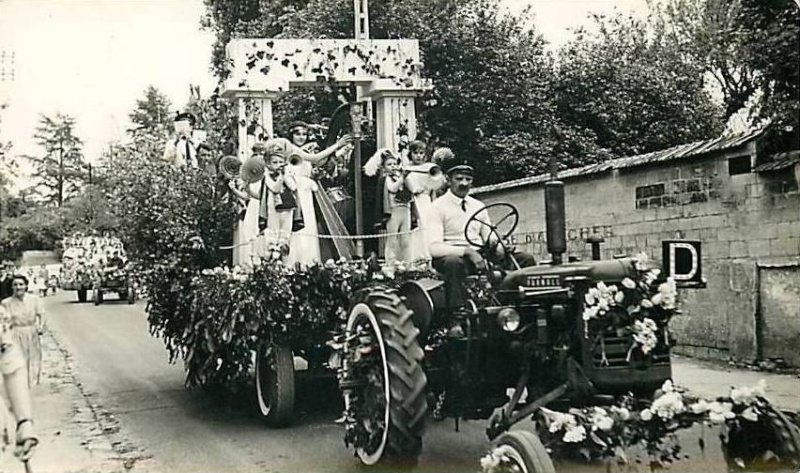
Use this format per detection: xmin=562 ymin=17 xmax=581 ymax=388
xmin=476 ymin=142 xmax=800 ymax=364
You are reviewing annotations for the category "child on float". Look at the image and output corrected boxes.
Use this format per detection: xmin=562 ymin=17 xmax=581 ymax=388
xmin=227 ymin=143 xmax=265 ymax=265
xmin=261 ymin=125 xmax=352 ymax=267
xmin=261 ymin=152 xmax=301 ymax=261
xmin=403 ymin=140 xmax=445 ymax=263
xmin=364 ymin=149 xmax=415 ymax=265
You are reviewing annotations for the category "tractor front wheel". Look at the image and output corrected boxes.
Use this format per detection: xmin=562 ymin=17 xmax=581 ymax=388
xmin=723 ymin=402 xmax=800 ymax=471
xmin=489 ymin=431 xmax=556 ymax=473
xmin=341 ymin=287 xmax=427 ymax=467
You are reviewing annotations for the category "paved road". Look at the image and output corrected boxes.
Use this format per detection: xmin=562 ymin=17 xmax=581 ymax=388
xmin=45 ymin=291 xmax=738 ymax=473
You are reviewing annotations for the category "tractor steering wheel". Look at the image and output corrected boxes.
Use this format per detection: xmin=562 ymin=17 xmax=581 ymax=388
xmin=464 ymin=203 xmax=519 ymax=261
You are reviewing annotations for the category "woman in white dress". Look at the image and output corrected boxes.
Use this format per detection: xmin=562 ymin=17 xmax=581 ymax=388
xmin=0 ymin=304 xmax=38 ymax=462
xmin=263 ymin=126 xmax=353 ymax=267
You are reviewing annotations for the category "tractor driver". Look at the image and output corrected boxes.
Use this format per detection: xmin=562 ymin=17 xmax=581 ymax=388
xmin=428 ymin=164 xmax=536 ymax=311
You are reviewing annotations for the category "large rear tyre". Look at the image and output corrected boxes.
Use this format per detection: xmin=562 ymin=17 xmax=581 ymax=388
xmin=723 ymin=401 xmax=800 ymax=471
xmin=94 ymin=289 xmax=103 ymax=305
xmin=488 ymin=431 xmax=556 ymax=473
xmin=341 ymin=287 xmax=427 ymax=466
xmin=77 ymin=288 xmax=87 ymax=303
xmin=255 ymin=342 xmax=295 ymax=427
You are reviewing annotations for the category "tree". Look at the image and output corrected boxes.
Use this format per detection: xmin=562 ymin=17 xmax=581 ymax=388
xmin=27 ymin=113 xmax=87 ymax=206
xmin=554 ymin=12 xmax=724 ymax=158
xmin=128 ymin=86 xmax=173 ymax=161
xmin=735 ymin=0 xmax=800 ymax=150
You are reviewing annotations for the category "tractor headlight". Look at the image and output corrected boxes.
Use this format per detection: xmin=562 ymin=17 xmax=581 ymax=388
xmin=497 ymin=308 xmax=521 ymax=332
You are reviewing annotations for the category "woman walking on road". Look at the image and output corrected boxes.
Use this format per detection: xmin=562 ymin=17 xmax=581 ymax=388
xmin=1 ymin=275 xmax=44 ymax=387
xmin=0 ymin=304 xmax=39 ymax=463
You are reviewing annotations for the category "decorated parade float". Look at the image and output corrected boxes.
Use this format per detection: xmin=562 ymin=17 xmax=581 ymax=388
xmin=130 ymin=4 xmax=800 ymax=472
xmin=60 ymin=233 xmax=134 ymax=304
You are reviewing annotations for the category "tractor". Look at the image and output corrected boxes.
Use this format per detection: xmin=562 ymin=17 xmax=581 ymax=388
xmin=336 ymin=181 xmax=679 ymax=470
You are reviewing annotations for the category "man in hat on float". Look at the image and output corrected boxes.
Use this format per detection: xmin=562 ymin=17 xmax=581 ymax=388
xmin=162 ymin=112 xmax=199 ymax=168
xmin=428 ymin=163 xmax=536 ymax=312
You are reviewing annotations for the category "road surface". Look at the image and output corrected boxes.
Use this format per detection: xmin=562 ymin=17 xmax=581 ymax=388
xmin=44 ymin=290 xmax=741 ymax=473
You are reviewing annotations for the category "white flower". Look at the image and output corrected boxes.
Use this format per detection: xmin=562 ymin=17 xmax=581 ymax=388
xmin=621 ymin=277 xmax=636 ymax=289
xmin=661 ymin=379 xmax=675 ymax=393
xmin=651 ymin=391 xmax=685 ymax=419
xmin=640 ymin=408 xmax=653 ymax=421
xmin=741 ymin=406 xmax=759 ymax=422
xmin=614 ymin=291 xmax=625 ymax=304
xmin=611 ymin=406 xmax=631 ymax=421
xmin=585 ymin=292 xmax=597 ymax=306
xmin=641 ymin=299 xmax=654 ymax=309
xmin=707 ymin=401 xmax=735 ymax=423
xmin=582 ymin=305 xmax=600 ymax=321
xmin=563 ymin=425 xmax=587 ymax=443
xmin=589 ymin=408 xmax=614 ymax=431
xmin=651 ymin=293 xmax=663 ymax=306
xmin=541 ymin=407 xmax=577 ymax=433
xmin=597 ymin=281 xmax=608 ymax=292
xmin=690 ymin=399 xmax=710 ymax=414
xmin=479 ymin=451 xmax=501 ymax=472
xmin=598 ymin=298 xmax=610 ymax=312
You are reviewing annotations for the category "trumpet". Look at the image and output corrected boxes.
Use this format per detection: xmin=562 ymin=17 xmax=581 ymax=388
xmin=403 ymin=163 xmax=443 ymax=178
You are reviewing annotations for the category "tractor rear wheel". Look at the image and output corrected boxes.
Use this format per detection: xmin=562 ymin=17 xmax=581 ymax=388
xmin=341 ymin=287 xmax=427 ymax=466
xmin=489 ymin=431 xmax=556 ymax=473
xmin=77 ymin=288 xmax=87 ymax=303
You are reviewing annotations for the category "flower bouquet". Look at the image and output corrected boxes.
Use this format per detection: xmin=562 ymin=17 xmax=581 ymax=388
xmin=581 ymin=253 xmax=679 ymax=366
xmin=480 ymin=379 xmax=800 ymax=472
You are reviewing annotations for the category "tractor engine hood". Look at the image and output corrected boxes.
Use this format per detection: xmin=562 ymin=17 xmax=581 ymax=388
xmin=500 ymin=257 xmax=651 ymax=290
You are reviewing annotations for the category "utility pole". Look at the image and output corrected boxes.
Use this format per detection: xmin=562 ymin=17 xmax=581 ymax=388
xmin=352 ymin=0 xmax=370 ymax=258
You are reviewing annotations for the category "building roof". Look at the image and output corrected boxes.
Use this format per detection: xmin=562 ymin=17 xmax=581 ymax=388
xmin=754 ymin=150 xmax=800 ymax=172
xmin=473 ymin=128 xmax=764 ymax=195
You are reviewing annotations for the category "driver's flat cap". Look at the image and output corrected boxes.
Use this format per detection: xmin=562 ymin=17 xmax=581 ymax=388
xmin=446 ymin=164 xmax=474 ymax=177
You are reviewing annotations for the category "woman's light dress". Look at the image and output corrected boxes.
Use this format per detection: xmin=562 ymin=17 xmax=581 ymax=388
xmin=287 ymin=159 xmax=321 ymax=266
xmin=0 ymin=294 xmax=43 ymax=387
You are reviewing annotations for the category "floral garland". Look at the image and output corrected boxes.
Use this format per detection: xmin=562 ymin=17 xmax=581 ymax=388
xmin=480 ymin=379 xmax=799 ymax=472
xmin=144 ymin=257 xmax=435 ymax=389
xmin=582 ymin=253 xmax=679 ymax=363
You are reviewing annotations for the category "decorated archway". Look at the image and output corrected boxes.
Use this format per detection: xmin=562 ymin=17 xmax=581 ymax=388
xmin=221 ymin=37 xmax=432 ymax=260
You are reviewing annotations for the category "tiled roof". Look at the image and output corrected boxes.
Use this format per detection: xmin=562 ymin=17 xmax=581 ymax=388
xmin=473 ymin=128 xmax=764 ymax=195
xmin=754 ymin=150 xmax=800 ymax=172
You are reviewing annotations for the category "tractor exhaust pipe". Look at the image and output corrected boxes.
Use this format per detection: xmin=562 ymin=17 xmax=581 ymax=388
xmin=545 ymin=181 xmax=567 ymax=265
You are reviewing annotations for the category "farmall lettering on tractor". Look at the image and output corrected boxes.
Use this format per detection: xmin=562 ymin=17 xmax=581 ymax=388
xmin=336 ymin=181 xmax=686 ymax=471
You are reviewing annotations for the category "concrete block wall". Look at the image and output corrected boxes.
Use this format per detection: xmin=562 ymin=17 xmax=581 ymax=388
xmin=478 ymin=144 xmax=800 ymax=363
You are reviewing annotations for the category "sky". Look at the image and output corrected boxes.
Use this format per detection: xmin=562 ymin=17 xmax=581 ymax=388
xmin=0 ymin=0 xmax=650 ymax=191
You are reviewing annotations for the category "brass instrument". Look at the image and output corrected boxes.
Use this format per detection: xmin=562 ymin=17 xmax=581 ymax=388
xmin=288 ymin=153 xmax=302 ymax=166
xmin=239 ymin=154 xmax=266 ymax=184
xmin=403 ymin=162 xmax=442 ymax=178
xmin=219 ymin=155 xmax=242 ymax=180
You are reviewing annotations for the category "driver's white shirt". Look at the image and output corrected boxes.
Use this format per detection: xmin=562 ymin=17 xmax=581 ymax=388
xmin=428 ymin=190 xmax=493 ymax=258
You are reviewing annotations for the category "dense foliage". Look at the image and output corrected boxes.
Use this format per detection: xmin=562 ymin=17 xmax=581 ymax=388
xmin=200 ymin=0 xmax=730 ymax=185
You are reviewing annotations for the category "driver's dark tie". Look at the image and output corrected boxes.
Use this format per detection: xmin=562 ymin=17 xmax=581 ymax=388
xmin=461 ymin=199 xmax=467 ymax=212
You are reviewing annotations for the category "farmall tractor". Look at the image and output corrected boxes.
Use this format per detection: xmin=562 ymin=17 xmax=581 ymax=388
xmin=337 ymin=181 xmax=676 ymax=470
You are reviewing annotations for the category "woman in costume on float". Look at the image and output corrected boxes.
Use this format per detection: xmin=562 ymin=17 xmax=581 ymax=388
xmin=263 ymin=123 xmax=353 ymax=266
